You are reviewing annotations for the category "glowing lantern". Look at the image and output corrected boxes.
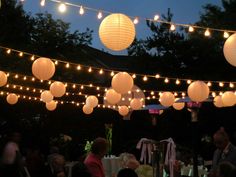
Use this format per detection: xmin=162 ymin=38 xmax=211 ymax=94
xmin=187 ymin=81 xmax=209 ymax=102
xmin=222 ymin=91 xmax=236 ymax=107
xmin=105 ymin=89 xmax=121 ymax=105
xmin=41 ymin=90 xmax=53 ymax=103
xmin=118 ymin=105 xmax=129 ymax=116
xmin=6 ymin=93 xmax=18 ymax=105
xmin=173 ymin=99 xmax=185 ymax=110
xmin=99 ymin=13 xmax=135 ymax=51
xmin=223 ymin=33 xmax=236 ymax=66
xmin=50 ymin=81 xmax=66 ymax=97
xmin=214 ymin=96 xmax=224 ymax=108
xmin=83 ymin=105 xmax=93 ymax=114
xmin=112 ymin=72 xmax=134 ymax=94
xmin=32 ymin=57 xmax=55 ymax=80
xmin=130 ymin=98 xmax=143 ymax=110
xmin=86 ymin=96 xmax=98 ymax=108
xmin=46 ymin=100 xmax=57 ymax=111
xmin=159 ymin=92 xmax=175 ymax=107
xmin=0 ymin=71 xmax=7 ymax=87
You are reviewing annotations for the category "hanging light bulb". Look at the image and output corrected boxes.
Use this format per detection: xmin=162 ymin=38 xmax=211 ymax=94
xmin=133 ymin=17 xmax=139 ymax=25
xmin=204 ymin=29 xmax=211 ymax=37
xmin=132 ymin=74 xmax=136 ymax=79
xmin=65 ymin=63 xmax=70 ymax=68
xmin=58 ymin=3 xmax=67 ymax=13
xmin=77 ymin=65 xmax=81 ymax=70
xmin=7 ymin=49 xmax=11 ymax=54
xmin=170 ymin=24 xmax=176 ymax=31
xmin=79 ymin=6 xmax=85 ymax=15
xmin=211 ymin=92 xmax=216 ymax=98
xmin=88 ymin=67 xmax=92 ymax=72
xmin=164 ymin=78 xmax=169 ymax=83
xmin=40 ymin=0 xmax=45 ymax=6
xmin=31 ymin=55 xmax=35 ymax=61
xmin=187 ymin=80 xmax=192 ymax=84
xmin=229 ymin=82 xmax=234 ymax=88
xmin=99 ymin=69 xmax=103 ymax=74
xmin=19 ymin=52 xmax=23 ymax=57
xmin=110 ymin=71 xmax=114 ymax=77
xmin=154 ymin=14 xmax=160 ymax=21
xmin=155 ymin=74 xmax=160 ymax=79
xmin=143 ymin=76 xmax=148 ymax=81
xmin=207 ymin=82 xmax=212 ymax=87
xmin=223 ymin=31 xmax=229 ymax=38
xmin=97 ymin=11 xmax=103 ymax=19
xmin=188 ymin=26 xmax=194 ymax=32
xmin=219 ymin=82 xmax=224 ymax=87
xmin=175 ymin=79 xmax=180 ymax=85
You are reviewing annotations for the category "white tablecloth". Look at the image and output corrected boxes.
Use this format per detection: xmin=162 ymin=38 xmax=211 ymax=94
xmin=102 ymin=156 xmax=121 ymax=177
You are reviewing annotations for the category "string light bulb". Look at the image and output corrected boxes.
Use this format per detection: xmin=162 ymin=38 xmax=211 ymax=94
xmin=77 ymin=65 xmax=81 ymax=70
xmin=187 ymin=80 xmax=192 ymax=84
xmin=155 ymin=74 xmax=160 ymax=79
xmin=170 ymin=24 xmax=176 ymax=31
xmin=88 ymin=67 xmax=92 ymax=72
xmin=143 ymin=76 xmax=148 ymax=81
xmin=132 ymin=74 xmax=136 ymax=79
xmin=19 ymin=52 xmax=23 ymax=57
xmin=207 ymin=82 xmax=212 ymax=87
xmin=66 ymin=63 xmax=70 ymax=68
xmin=219 ymin=82 xmax=224 ymax=87
xmin=97 ymin=11 xmax=103 ymax=19
xmin=133 ymin=17 xmax=139 ymax=25
xmin=40 ymin=0 xmax=45 ymax=6
xmin=230 ymin=82 xmax=234 ymax=88
xmin=154 ymin=14 xmax=160 ymax=21
xmin=7 ymin=49 xmax=11 ymax=54
xmin=204 ymin=29 xmax=211 ymax=37
xmin=164 ymin=78 xmax=169 ymax=83
xmin=175 ymin=79 xmax=180 ymax=85
xmin=31 ymin=55 xmax=35 ymax=61
xmin=58 ymin=3 xmax=67 ymax=13
xmin=99 ymin=69 xmax=103 ymax=74
xmin=79 ymin=6 xmax=85 ymax=15
xmin=188 ymin=26 xmax=194 ymax=32
xmin=110 ymin=71 xmax=114 ymax=77
xmin=223 ymin=31 xmax=230 ymax=38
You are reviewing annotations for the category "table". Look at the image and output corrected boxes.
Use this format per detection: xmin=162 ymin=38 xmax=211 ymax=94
xmin=102 ymin=156 xmax=121 ymax=177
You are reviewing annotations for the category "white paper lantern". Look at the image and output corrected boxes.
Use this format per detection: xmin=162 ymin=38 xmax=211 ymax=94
xmin=41 ymin=90 xmax=53 ymax=103
xmin=118 ymin=105 xmax=129 ymax=116
xmin=159 ymin=92 xmax=175 ymax=107
xmin=222 ymin=91 xmax=236 ymax=107
xmin=173 ymin=100 xmax=185 ymax=110
xmin=46 ymin=100 xmax=57 ymax=111
xmin=105 ymin=89 xmax=121 ymax=105
xmin=86 ymin=96 xmax=98 ymax=108
xmin=112 ymin=72 xmax=134 ymax=94
xmin=32 ymin=57 xmax=55 ymax=80
xmin=223 ymin=33 xmax=236 ymax=67
xmin=99 ymin=13 xmax=136 ymax=51
xmin=214 ymin=96 xmax=224 ymax=108
xmin=130 ymin=98 xmax=143 ymax=110
xmin=187 ymin=81 xmax=209 ymax=102
xmin=50 ymin=81 xmax=66 ymax=97
xmin=6 ymin=93 xmax=18 ymax=105
xmin=0 ymin=71 xmax=7 ymax=87
xmin=83 ymin=105 xmax=93 ymax=115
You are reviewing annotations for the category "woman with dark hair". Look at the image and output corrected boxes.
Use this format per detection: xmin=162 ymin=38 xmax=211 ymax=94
xmin=84 ymin=137 xmax=108 ymax=177
xmin=117 ymin=168 xmax=138 ymax=177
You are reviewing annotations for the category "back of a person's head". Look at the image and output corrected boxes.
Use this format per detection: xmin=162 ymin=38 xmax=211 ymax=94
xmin=91 ymin=137 xmax=108 ymax=155
xmin=72 ymin=162 xmax=91 ymax=177
xmin=117 ymin=168 xmax=138 ymax=177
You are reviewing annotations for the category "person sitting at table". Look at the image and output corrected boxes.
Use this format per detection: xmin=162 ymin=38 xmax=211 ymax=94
xmin=84 ymin=137 xmax=108 ymax=177
xmin=208 ymin=128 xmax=236 ymax=177
xmin=117 ymin=168 xmax=138 ymax=177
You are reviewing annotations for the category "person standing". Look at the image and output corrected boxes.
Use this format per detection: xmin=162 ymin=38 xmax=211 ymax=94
xmin=84 ymin=137 xmax=108 ymax=177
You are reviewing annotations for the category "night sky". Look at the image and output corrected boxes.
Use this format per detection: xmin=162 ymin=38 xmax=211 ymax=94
xmin=22 ymin=0 xmax=222 ymax=55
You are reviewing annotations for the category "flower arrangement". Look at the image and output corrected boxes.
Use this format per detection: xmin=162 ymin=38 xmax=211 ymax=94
xmin=105 ymin=124 xmax=112 ymax=154
xmin=84 ymin=140 xmax=93 ymax=154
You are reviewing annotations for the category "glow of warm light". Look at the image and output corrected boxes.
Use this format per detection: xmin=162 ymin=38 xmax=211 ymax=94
xmin=164 ymin=78 xmax=169 ymax=83
xmin=176 ymin=79 xmax=180 ymax=85
xmin=132 ymin=74 xmax=136 ymax=79
xmin=155 ymin=74 xmax=160 ymax=79
xmin=187 ymin=80 xmax=192 ymax=84
xmin=207 ymin=82 xmax=212 ymax=87
xmin=212 ymin=92 xmax=216 ymax=97
xmin=58 ymin=3 xmax=66 ymax=13
xmin=54 ymin=61 xmax=58 ymax=65
xmin=96 ymin=87 xmax=100 ymax=90
xmin=40 ymin=0 xmax=45 ymax=6
xmin=97 ymin=11 xmax=103 ymax=19
xmin=88 ymin=67 xmax=92 ymax=72
xmin=66 ymin=63 xmax=70 ymax=68
xmin=219 ymin=82 xmax=224 ymax=87
xmin=19 ymin=52 xmax=23 ymax=57
xmin=170 ymin=24 xmax=176 ymax=31
xmin=79 ymin=6 xmax=85 ymax=15
xmin=220 ymin=92 xmax=223 ymax=96
xmin=151 ymin=91 xmax=154 ymax=95
xmin=73 ymin=84 xmax=76 ymax=89
xmin=31 ymin=55 xmax=35 ymax=61
xmin=143 ymin=76 xmax=148 ymax=81
xmin=223 ymin=31 xmax=229 ymax=38
xmin=128 ymin=91 xmax=131 ymax=94
xmin=188 ymin=26 xmax=194 ymax=32
xmin=77 ymin=65 xmax=81 ymax=70
xmin=15 ymin=74 xmax=18 ymax=79
xmin=133 ymin=17 xmax=139 ymax=24
xmin=99 ymin=69 xmax=103 ymax=74
xmin=182 ymin=92 xmax=186 ymax=97
xmin=23 ymin=76 xmax=27 ymax=80
xmin=32 ymin=78 xmax=35 ymax=81
xmin=154 ymin=14 xmax=159 ymax=21
xmin=204 ymin=29 xmax=211 ymax=37
xmin=80 ymin=85 xmax=84 ymax=89
xmin=89 ymin=84 xmax=93 ymax=87
xmin=110 ymin=71 xmax=114 ymax=76
xmin=7 ymin=49 xmax=11 ymax=54
xmin=230 ymin=83 xmax=234 ymax=88
xmin=174 ymin=92 xmax=178 ymax=96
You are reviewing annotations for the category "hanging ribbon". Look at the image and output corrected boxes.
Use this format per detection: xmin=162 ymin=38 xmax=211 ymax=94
xmin=136 ymin=138 xmax=154 ymax=164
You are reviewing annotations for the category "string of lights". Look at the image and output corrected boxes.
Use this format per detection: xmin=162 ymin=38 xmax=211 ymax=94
xmin=1 ymin=45 xmax=236 ymax=90
xmin=38 ymin=0 xmax=236 ymax=37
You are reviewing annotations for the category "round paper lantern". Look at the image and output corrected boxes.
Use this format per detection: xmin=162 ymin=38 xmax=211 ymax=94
xmin=173 ymin=100 xmax=185 ymax=110
xmin=130 ymin=98 xmax=143 ymax=110
xmin=159 ymin=92 xmax=175 ymax=107
xmin=223 ymin=33 xmax=236 ymax=67
xmin=112 ymin=72 xmax=134 ymax=94
xmin=6 ymin=93 xmax=18 ymax=105
xmin=99 ymin=13 xmax=135 ymax=51
xmin=0 ymin=71 xmax=7 ymax=87
xmin=222 ymin=91 xmax=236 ymax=107
xmin=32 ymin=57 xmax=55 ymax=80
xmin=214 ymin=96 xmax=224 ymax=108
xmin=86 ymin=96 xmax=98 ymax=108
xmin=118 ymin=106 xmax=129 ymax=116
xmin=41 ymin=90 xmax=53 ymax=103
xmin=46 ymin=100 xmax=57 ymax=111
xmin=50 ymin=81 xmax=66 ymax=97
xmin=105 ymin=89 xmax=121 ymax=105
xmin=83 ymin=105 xmax=93 ymax=115
xmin=187 ymin=81 xmax=209 ymax=102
